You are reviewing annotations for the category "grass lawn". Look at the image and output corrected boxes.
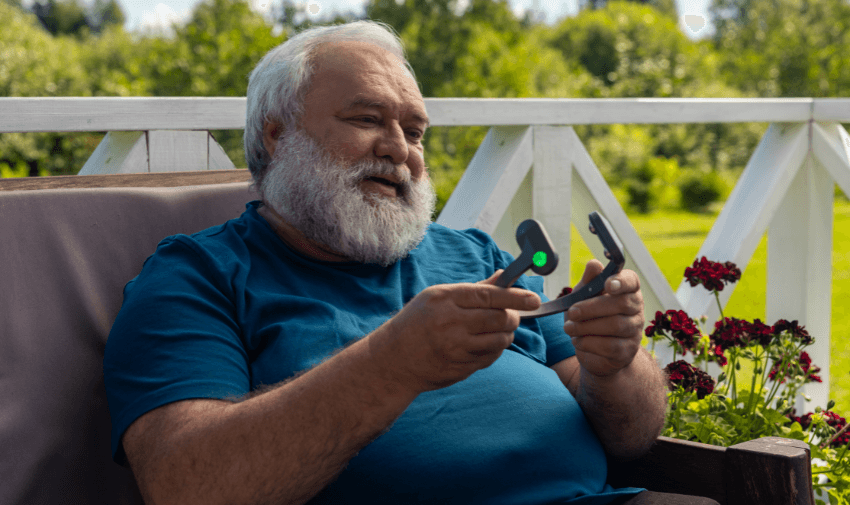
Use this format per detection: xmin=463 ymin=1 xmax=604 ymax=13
xmin=566 ymin=200 xmax=850 ymax=414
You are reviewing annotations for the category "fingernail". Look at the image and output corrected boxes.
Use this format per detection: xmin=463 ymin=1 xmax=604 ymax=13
xmin=610 ymin=279 xmax=621 ymax=292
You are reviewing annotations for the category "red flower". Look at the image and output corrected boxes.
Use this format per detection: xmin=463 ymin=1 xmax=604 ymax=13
xmin=748 ymin=319 xmax=774 ymax=347
xmin=646 ymin=310 xmax=701 ymax=354
xmin=790 ymin=410 xmax=849 ymax=447
xmin=664 ymin=360 xmax=715 ymax=399
xmin=769 ymin=351 xmax=822 ymax=383
xmin=684 ymin=257 xmax=741 ymax=293
xmin=711 ymin=344 xmax=727 ymax=366
xmin=710 ymin=317 xmax=750 ymax=351
xmin=773 ymin=319 xmax=813 ymax=345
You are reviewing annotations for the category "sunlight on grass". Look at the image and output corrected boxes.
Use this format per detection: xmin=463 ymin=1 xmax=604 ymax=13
xmin=569 ymin=200 xmax=850 ymax=413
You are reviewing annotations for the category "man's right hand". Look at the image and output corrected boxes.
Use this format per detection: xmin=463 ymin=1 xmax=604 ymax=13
xmin=369 ymin=270 xmax=541 ymax=393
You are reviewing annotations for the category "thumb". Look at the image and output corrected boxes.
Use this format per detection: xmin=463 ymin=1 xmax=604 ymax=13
xmin=478 ymin=269 xmax=503 ymax=286
xmin=573 ymin=259 xmax=604 ymax=292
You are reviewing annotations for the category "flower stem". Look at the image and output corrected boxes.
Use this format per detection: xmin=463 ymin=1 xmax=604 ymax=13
xmin=713 ymin=290 xmax=725 ymax=319
xmin=823 ymin=423 xmax=850 ymax=449
xmin=746 ymin=348 xmax=761 ymax=416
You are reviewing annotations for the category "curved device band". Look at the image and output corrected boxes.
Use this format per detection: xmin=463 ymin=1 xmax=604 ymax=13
xmin=517 ymin=260 xmax=622 ymax=319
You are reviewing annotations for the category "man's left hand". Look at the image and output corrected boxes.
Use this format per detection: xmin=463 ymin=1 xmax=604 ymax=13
xmin=563 ymin=259 xmax=644 ymax=378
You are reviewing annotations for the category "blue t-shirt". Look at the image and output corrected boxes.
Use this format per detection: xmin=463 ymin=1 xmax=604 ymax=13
xmin=104 ymin=201 xmax=641 ymax=504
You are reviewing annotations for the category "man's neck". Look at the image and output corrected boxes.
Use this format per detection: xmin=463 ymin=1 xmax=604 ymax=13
xmin=258 ymin=203 xmax=350 ymax=263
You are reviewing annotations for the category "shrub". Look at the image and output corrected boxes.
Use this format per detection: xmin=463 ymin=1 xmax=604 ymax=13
xmin=679 ymin=170 xmax=727 ymax=212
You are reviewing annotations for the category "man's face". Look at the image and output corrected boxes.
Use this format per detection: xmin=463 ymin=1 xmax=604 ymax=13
xmin=259 ymin=41 xmax=436 ymax=266
xmin=295 ymin=40 xmax=430 ymax=196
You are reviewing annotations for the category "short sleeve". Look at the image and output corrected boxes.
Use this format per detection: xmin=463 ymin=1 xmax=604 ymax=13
xmin=103 ymin=236 xmax=250 ymax=464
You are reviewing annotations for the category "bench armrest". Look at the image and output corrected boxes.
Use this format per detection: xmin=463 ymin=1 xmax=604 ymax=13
xmin=607 ymin=436 xmax=815 ymax=505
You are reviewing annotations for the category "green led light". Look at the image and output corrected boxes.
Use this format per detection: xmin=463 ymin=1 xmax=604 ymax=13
xmin=533 ymin=251 xmax=548 ymax=268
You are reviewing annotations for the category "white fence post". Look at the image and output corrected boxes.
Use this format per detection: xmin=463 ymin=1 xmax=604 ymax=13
xmin=768 ymin=153 xmax=834 ymax=412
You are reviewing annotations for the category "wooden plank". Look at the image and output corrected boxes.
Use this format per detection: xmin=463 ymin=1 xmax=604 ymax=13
xmin=79 ymin=131 xmax=149 ymax=175
xmin=0 ymin=97 xmax=246 ymax=133
xmin=531 ymin=126 xmax=573 ymax=299
xmin=812 ymin=122 xmax=850 ymax=198
xmin=424 ymin=98 xmax=816 ymax=126
xmin=607 ymin=436 xmax=728 ymax=504
xmin=0 ymin=170 xmax=252 ymax=191
xmin=148 ymin=130 xmax=209 ymax=172
xmin=6 ymin=97 xmax=850 ymax=133
xmin=725 ymin=437 xmax=814 ymax=505
xmin=491 ymin=169 xmax=533 ymax=264
xmin=209 ymin=133 xmax=237 ymax=171
xmin=812 ymin=99 xmax=850 ymax=123
xmin=767 ymin=157 xmax=833 ymax=413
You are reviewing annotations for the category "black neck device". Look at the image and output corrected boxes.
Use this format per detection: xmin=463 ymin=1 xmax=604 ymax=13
xmin=494 ymin=212 xmax=625 ymax=319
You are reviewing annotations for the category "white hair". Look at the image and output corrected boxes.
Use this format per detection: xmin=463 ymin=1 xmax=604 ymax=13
xmin=243 ymin=20 xmax=416 ymax=186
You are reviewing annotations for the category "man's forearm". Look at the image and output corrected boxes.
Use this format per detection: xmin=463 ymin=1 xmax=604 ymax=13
xmin=574 ymin=348 xmax=668 ymax=461
xmin=138 ymin=329 xmax=418 ymax=505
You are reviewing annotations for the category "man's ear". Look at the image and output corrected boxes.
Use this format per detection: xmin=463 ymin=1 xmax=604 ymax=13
xmin=263 ymin=121 xmax=283 ymax=159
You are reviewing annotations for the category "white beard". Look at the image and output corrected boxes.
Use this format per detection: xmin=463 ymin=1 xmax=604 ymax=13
xmin=259 ymin=128 xmax=437 ymax=267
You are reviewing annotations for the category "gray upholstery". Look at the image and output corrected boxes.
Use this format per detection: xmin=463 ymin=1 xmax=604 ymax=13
xmin=0 ymin=182 xmax=257 ymax=505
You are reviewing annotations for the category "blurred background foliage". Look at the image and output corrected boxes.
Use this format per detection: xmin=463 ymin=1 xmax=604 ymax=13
xmin=1 ymin=0 xmax=849 ymax=214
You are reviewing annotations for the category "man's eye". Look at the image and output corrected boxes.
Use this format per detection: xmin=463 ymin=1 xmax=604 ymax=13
xmin=407 ymin=130 xmax=424 ymax=140
xmin=356 ymin=116 xmax=378 ymax=124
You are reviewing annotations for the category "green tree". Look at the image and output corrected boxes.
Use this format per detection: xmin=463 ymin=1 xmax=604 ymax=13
xmin=0 ymin=2 xmax=99 ymax=176
xmin=89 ymin=0 xmax=125 ymax=33
xmin=711 ymin=0 xmax=850 ymax=97
xmin=546 ymin=2 xmax=762 ymax=212
xmin=367 ymin=0 xmax=524 ymax=98
xmin=31 ymin=0 xmax=89 ymax=36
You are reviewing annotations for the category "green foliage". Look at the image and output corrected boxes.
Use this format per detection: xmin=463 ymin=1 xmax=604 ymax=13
xmin=711 ymin=0 xmax=850 ymax=97
xmin=32 ymin=0 xmax=88 ymax=36
xmin=0 ymin=2 xmax=101 ymax=175
xmin=678 ymin=169 xmax=730 ymax=212
xmin=31 ymin=0 xmax=124 ymax=37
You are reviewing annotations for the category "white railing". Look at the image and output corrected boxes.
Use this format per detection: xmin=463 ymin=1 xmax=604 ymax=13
xmin=3 ymin=97 xmax=850 ymax=409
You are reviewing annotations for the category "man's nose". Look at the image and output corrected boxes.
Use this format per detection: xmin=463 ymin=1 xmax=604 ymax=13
xmin=374 ymin=123 xmax=409 ymax=166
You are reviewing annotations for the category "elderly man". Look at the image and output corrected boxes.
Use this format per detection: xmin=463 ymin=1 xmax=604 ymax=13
xmin=104 ymin=20 xmax=701 ymax=505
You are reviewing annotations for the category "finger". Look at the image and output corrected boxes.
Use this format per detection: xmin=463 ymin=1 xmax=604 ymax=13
xmin=463 ymin=307 xmax=521 ymax=334
xmin=452 ymin=283 xmax=541 ymax=311
xmin=566 ymin=290 xmax=644 ymax=323
xmin=572 ymin=259 xmax=604 ymax=292
xmin=564 ymin=312 xmax=644 ymax=339
xmin=467 ymin=332 xmax=515 ymax=356
xmin=604 ymin=269 xmax=641 ymax=295
xmin=477 ymin=269 xmax=503 ymax=286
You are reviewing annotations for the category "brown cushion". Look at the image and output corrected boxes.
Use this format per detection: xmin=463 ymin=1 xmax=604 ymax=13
xmin=0 ymin=182 xmax=256 ymax=505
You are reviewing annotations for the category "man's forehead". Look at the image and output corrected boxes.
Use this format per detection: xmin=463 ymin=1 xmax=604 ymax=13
xmin=313 ymin=40 xmax=413 ymax=79
xmin=311 ymin=41 xmax=427 ymax=123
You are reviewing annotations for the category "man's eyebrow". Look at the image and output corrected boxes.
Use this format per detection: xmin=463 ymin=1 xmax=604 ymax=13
xmin=342 ymin=98 xmax=430 ymax=128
